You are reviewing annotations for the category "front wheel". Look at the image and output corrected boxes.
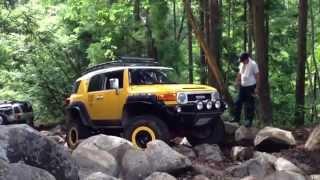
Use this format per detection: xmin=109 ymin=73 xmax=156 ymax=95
xmin=0 ymin=115 xmax=7 ymax=125
xmin=124 ymin=115 xmax=170 ymax=148
xmin=187 ymin=117 xmax=225 ymax=146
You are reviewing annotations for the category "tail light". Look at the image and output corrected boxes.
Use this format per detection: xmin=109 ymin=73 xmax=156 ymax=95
xmin=64 ymin=98 xmax=70 ymax=106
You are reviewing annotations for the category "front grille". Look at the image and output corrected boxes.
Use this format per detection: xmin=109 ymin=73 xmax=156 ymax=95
xmin=187 ymin=93 xmax=211 ymax=102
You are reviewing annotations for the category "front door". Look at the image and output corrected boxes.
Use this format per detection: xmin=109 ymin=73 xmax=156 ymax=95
xmin=87 ymin=70 xmax=126 ymax=121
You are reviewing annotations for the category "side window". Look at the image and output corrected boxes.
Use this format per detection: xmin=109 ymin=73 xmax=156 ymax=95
xmin=72 ymin=81 xmax=81 ymax=94
xmin=88 ymin=74 xmax=103 ymax=92
xmin=104 ymin=70 xmax=124 ymax=90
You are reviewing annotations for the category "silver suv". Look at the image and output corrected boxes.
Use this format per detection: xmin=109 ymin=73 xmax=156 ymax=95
xmin=0 ymin=101 xmax=34 ymax=126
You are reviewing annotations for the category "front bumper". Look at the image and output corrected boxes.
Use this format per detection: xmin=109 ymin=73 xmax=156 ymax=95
xmin=166 ymin=100 xmax=227 ymax=127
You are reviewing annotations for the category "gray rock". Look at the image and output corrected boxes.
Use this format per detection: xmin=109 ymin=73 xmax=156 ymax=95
xmin=192 ymin=162 xmax=225 ymax=178
xmin=144 ymin=172 xmax=176 ymax=180
xmin=231 ymin=146 xmax=254 ymax=161
xmin=254 ymin=127 xmax=296 ymax=152
xmin=253 ymin=152 xmax=277 ymax=165
xmin=0 ymin=160 xmax=55 ymax=180
xmin=72 ymin=146 xmax=119 ymax=179
xmin=224 ymin=122 xmax=240 ymax=135
xmin=0 ymin=124 xmax=79 ymax=180
xmin=121 ymin=148 xmax=152 ymax=180
xmin=84 ymin=172 xmax=118 ymax=180
xmin=173 ymin=145 xmax=197 ymax=159
xmin=194 ymin=144 xmax=224 ymax=162
xmin=145 ymin=140 xmax=192 ymax=173
xmin=226 ymin=158 xmax=273 ymax=178
xmin=241 ymin=176 xmax=258 ymax=180
xmin=192 ymin=175 xmax=210 ymax=180
xmin=235 ymin=126 xmax=259 ymax=144
xmin=305 ymin=125 xmax=320 ymax=151
xmin=263 ymin=171 xmax=306 ymax=180
xmin=274 ymin=157 xmax=303 ymax=174
xmin=310 ymin=174 xmax=320 ymax=180
xmin=76 ymin=134 xmax=133 ymax=162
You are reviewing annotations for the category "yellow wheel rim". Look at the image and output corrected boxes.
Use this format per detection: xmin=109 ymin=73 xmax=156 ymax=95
xmin=131 ymin=126 xmax=156 ymax=148
xmin=68 ymin=127 xmax=78 ymax=148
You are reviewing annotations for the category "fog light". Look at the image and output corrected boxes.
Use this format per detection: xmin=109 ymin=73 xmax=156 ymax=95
xmin=206 ymin=101 xmax=213 ymax=110
xmin=176 ymin=106 xmax=182 ymax=113
xmin=215 ymin=100 xmax=221 ymax=109
xmin=197 ymin=101 xmax=204 ymax=110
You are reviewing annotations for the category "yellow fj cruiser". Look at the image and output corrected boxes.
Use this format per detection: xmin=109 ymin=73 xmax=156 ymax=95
xmin=65 ymin=57 xmax=226 ymax=148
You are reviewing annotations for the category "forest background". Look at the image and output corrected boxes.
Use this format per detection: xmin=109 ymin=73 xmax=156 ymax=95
xmin=0 ymin=0 xmax=319 ymax=127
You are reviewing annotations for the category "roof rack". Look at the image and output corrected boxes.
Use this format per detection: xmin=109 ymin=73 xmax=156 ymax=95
xmin=82 ymin=56 xmax=160 ymax=74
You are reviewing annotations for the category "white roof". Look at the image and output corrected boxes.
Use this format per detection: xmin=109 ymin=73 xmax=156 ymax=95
xmin=77 ymin=66 xmax=173 ymax=81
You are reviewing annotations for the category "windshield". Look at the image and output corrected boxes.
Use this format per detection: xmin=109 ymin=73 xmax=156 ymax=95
xmin=129 ymin=69 xmax=177 ymax=85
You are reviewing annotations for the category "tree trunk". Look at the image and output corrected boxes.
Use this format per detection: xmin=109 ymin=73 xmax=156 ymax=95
xmin=183 ymin=0 xmax=234 ymax=108
xmin=173 ymin=0 xmax=177 ymax=39
xmin=252 ymin=0 xmax=272 ymax=125
xmin=199 ymin=0 xmax=207 ymax=84
xmin=295 ymin=0 xmax=308 ymax=125
xmin=248 ymin=0 xmax=254 ymax=54
xmin=187 ymin=0 xmax=193 ymax=83
xmin=133 ymin=0 xmax=140 ymax=21
xmin=208 ymin=0 xmax=222 ymax=88
xmin=243 ymin=0 xmax=247 ymax=52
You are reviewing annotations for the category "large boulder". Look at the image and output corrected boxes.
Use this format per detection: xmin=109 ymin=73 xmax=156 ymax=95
xmin=254 ymin=127 xmax=296 ymax=152
xmin=173 ymin=145 xmax=197 ymax=159
xmin=192 ymin=162 xmax=225 ymax=178
xmin=235 ymin=126 xmax=259 ymax=145
xmin=84 ymin=172 xmax=118 ymax=180
xmin=263 ymin=171 xmax=306 ymax=180
xmin=231 ymin=146 xmax=254 ymax=161
xmin=224 ymin=122 xmax=240 ymax=135
xmin=144 ymin=172 xmax=177 ymax=180
xmin=194 ymin=144 xmax=224 ymax=162
xmin=0 ymin=159 xmax=55 ymax=180
xmin=145 ymin=140 xmax=192 ymax=173
xmin=192 ymin=175 xmax=210 ymax=180
xmin=72 ymin=145 xmax=119 ymax=179
xmin=274 ymin=157 xmax=303 ymax=174
xmin=121 ymin=148 xmax=152 ymax=180
xmin=226 ymin=158 xmax=273 ymax=178
xmin=305 ymin=125 xmax=320 ymax=151
xmin=75 ymin=134 xmax=133 ymax=162
xmin=0 ymin=124 xmax=79 ymax=180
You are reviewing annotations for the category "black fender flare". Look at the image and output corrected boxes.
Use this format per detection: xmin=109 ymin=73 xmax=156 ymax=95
xmin=65 ymin=102 xmax=92 ymax=127
xmin=122 ymin=95 xmax=168 ymax=127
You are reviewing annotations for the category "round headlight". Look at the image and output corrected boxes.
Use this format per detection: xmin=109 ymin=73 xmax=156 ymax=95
xmin=197 ymin=101 xmax=204 ymax=110
xmin=215 ymin=100 xmax=221 ymax=109
xmin=206 ymin=101 xmax=213 ymax=110
xmin=211 ymin=92 xmax=220 ymax=101
xmin=177 ymin=93 xmax=188 ymax=104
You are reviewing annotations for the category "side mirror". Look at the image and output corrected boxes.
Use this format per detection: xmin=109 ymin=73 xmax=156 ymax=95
xmin=109 ymin=78 xmax=119 ymax=91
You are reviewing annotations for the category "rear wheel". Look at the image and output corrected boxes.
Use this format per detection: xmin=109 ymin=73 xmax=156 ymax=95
xmin=187 ymin=117 xmax=225 ymax=146
xmin=124 ymin=115 xmax=169 ymax=148
xmin=0 ymin=115 xmax=6 ymax=125
xmin=65 ymin=115 xmax=90 ymax=149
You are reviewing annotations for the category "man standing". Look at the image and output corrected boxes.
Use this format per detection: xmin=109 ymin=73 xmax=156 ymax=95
xmin=231 ymin=52 xmax=259 ymax=127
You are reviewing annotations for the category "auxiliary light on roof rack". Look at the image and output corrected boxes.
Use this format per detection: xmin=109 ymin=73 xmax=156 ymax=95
xmin=82 ymin=56 xmax=160 ymax=74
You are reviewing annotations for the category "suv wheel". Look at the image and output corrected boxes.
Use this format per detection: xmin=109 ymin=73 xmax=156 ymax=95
xmin=124 ymin=115 xmax=169 ymax=148
xmin=0 ymin=115 xmax=5 ymax=125
xmin=187 ymin=117 xmax=225 ymax=146
xmin=66 ymin=119 xmax=90 ymax=149
xmin=0 ymin=115 xmax=7 ymax=125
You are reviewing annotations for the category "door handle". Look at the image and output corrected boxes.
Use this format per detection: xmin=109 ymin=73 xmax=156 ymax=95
xmin=96 ymin=96 xmax=104 ymax=100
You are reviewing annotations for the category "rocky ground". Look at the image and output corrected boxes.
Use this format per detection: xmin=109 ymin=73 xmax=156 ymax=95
xmin=1 ymin=122 xmax=320 ymax=180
